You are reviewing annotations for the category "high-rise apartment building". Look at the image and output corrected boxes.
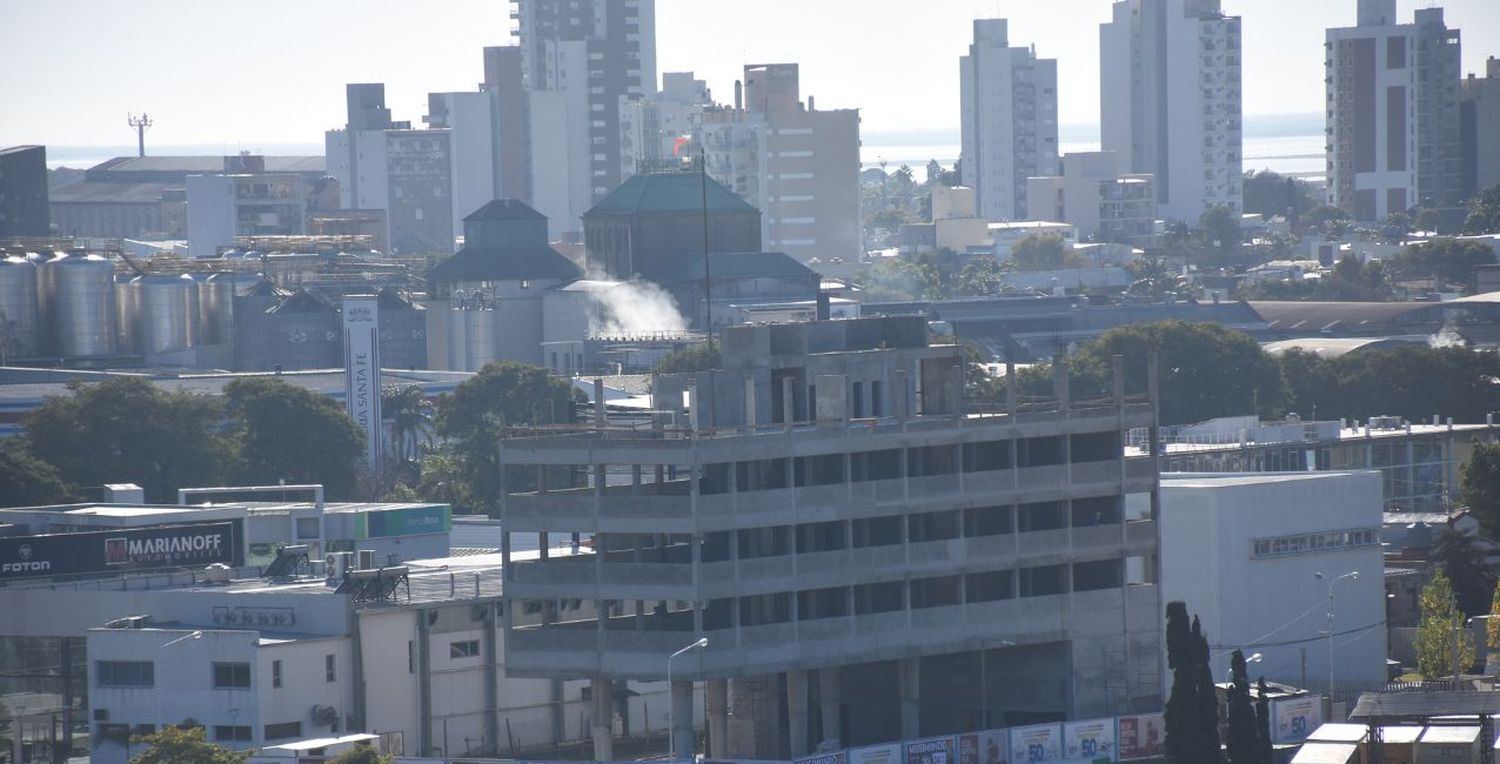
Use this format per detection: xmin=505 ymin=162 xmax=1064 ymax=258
xmin=325 ymin=84 xmax=455 ymax=254
xmin=483 ymin=46 xmax=531 ymax=203
xmin=698 ymin=64 xmax=862 ymax=261
xmin=620 ymin=72 xmax=713 ymax=176
xmin=1100 ymin=0 xmax=1242 ymax=224
xmin=959 ymin=19 xmax=1059 ymax=222
xmin=1326 ymin=0 xmax=1462 ymax=221
xmin=0 ymin=145 xmax=50 ymax=238
xmin=1461 ymin=57 xmax=1500 ymax=200
xmin=427 ymin=90 xmax=500 ymax=236
xmin=1026 ymin=151 xmax=1156 ymax=245
xmin=512 ymin=0 xmax=656 ymax=235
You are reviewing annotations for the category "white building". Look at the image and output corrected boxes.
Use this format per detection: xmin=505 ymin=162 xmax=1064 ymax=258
xmin=960 ymin=19 xmax=1059 ymax=222
xmin=988 ymin=220 xmax=1076 ymax=260
xmin=185 ymin=173 xmax=309 ymax=258
xmin=1100 ymin=0 xmax=1242 ymax=224
xmin=426 ymin=91 xmax=500 ymax=237
xmin=1026 ymin=151 xmax=1156 ymax=245
xmin=1326 ymin=0 xmax=1463 ymax=221
xmin=619 ymin=72 xmax=713 ymax=178
xmin=1156 ymin=472 xmax=1387 ymax=696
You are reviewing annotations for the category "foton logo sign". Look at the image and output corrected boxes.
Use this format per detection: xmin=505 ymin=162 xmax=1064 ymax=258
xmin=0 ymin=523 xmax=238 ymax=581
xmin=1 ymin=543 xmax=50 ymax=575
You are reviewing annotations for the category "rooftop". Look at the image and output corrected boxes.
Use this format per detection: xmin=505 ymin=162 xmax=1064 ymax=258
xmin=87 ymin=155 xmax=325 ymax=176
xmin=49 ymin=181 xmax=175 ymax=204
xmin=584 ymin=172 xmax=757 ymax=217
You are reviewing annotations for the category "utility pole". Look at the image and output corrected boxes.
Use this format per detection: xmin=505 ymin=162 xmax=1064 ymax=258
xmin=127 ymin=113 xmax=153 ymax=157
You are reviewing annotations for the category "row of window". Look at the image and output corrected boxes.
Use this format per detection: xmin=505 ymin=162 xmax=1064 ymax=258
xmin=97 ymin=656 xmax=335 ymax=689
xmin=1251 ymin=528 xmax=1379 ymax=558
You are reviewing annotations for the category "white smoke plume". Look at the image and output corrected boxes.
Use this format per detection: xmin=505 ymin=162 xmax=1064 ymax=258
xmin=583 ymin=270 xmax=690 ymax=337
xmin=1429 ymin=321 xmax=1466 ymax=349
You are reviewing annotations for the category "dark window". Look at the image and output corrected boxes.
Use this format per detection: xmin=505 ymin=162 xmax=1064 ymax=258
xmin=852 ymin=381 xmax=865 ymax=418
xmin=213 ymin=663 xmax=251 ymax=689
xmin=214 ymin=725 xmax=252 ymax=742
xmin=851 ymin=449 xmax=902 ymax=482
xmin=97 ymin=661 xmax=153 ymax=688
xmin=325 ymin=654 xmax=336 ymax=682
xmin=909 ymin=445 xmax=959 ymax=477
xmin=1071 ymin=496 xmax=1122 ymax=527
xmin=1073 ymin=559 xmax=1124 ymax=592
xmin=737 ymin=526 xmax=791 ymax=558
xmin=736 ymin=458 xmax=789 ymax=491
xmin=701 ymin=531 xmax=732 ymax=563
xmin=908 ymin=510 xmax=961 ymax=542
xmin=797 ymin=587 xmax=850 ymax=620
xmin=739 ymin=593 xmax=792 ymax=626
xmin=852 ymin=515 xmax=904 ymax=547
xmin=794 ymin=454 xmax=846 ymax=487
xmin=407 ymin=641 xmax=414 ymax=673
xmin=449 ymin=640 xmax=480 ymax=659
xmin=963 ymin=440 xmax=1013 ymax=472
xmin=1017 ymin=436 xmax=1064 ymax=467
xmin=1017 ymin=501 xmax=1066 ymax=532
xmin=1070 ymin=432 xmax=1120 ymax=463
xmin=264 ymin=722 xmax=302 ymax=741
xmin=966 ymin=570 xmax=1015 ymax=602
xmin=700 ymin=463 xmax=731 ymax=495
xmin=964 ymin=505 xmax=1014 ymax=537
xmin=1019 ymin=565 xmax=1067 ymax=597
xmin=871 ymin=381 xmax=884 ymax=416
xmin=910 ymin=575 xmax=963 ymax=609
xmin=796 ymin=521 xmax=847 ymax=553
xmin=853 ymin=580 xmax=905 ymax=614
xmin=271 ymin=660 xmax=282 ymax=688
xmin=704 ymin=598 xmax=735 ymax=630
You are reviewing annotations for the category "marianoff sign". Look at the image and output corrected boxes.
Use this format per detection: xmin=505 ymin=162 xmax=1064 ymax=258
xmin=0 ymin=523 xmax=238 ymax=580
xmin=343 ymin=295 xmax=382 ymax=466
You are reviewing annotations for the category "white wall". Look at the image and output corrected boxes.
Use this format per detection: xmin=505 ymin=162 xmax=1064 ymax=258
xmin=527 ymin=40 xmax=592 ymax=238
xmin=186 ymin=175 xmax=234 ymax=258
xmin=1159 ymin=472 xmax=1386 ymax=694
xmin=434 ymin=92 xmax=498 ymax=234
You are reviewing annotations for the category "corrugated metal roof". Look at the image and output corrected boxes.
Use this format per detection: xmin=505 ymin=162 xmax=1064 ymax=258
xmin=584 ymin=172 xmax=756 ymax=216
xmin=427 ymin=245 xmax=580 ymax=283
xmin=91 ymin=155 xmax=325 ymax=174
xmin=49 ymin=181 xmax=175 ymax=203
xmin=668 ymin=251 xmax=816 ymax=280
xmin=1350 ymin=692 xmax=1500 ymax=720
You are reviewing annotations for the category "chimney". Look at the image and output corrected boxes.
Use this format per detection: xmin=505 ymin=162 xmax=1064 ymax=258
xmin=816 ymin=292 xmax=831 ymax=321
xmin=734 ymin=80 xmax=743 ymax=112
xmin=808 ymin=95 xmax=816 ymax=111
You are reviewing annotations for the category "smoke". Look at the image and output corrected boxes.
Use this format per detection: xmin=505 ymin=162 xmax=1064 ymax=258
xmin=1429 ymin=322 xmax=1466 ymax=349
xmin=584 ymin=272 xmax=690 ymax=337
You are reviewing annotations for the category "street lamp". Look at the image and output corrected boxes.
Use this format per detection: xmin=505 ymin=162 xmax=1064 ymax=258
xmin=1316 ymin=571 xmax=1359 ymax=701
xmin=1224 ymin=652 xmax=1263 ymax=681
xmin=156 ymin=631 xmax=203 ymax=731
xmin=666 ymin=637 xmax=708 ymax=761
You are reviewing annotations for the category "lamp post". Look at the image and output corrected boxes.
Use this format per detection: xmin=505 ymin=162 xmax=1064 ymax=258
xmin=156 ymin=631 xmax=203 ymax=731
xmin=1316 ymin=571 xmax=1359 ymax=702
xmin=1224 ymin=652 xmax=1263 ymax=681
xmin=666 ymin=637 xmax=708 ymax=761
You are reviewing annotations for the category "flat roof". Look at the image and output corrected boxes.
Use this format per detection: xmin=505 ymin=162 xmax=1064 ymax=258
xmin=1289 ymin=742 xmax=1358 ymax=764
xmin=259 ymin=733 xmax=378 ymax=752
xmin=1309 ymin=724 xmax=1369 ymax=743
xmin=1420 ymin=726 xmax=1480 ymax=744
xmin=1160 ymin=471 xmax=1374 ymax=488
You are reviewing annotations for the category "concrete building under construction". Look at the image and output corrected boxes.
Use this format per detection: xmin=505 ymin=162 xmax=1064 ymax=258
xmin=496 ymin=315 xmax=1164 ymax=759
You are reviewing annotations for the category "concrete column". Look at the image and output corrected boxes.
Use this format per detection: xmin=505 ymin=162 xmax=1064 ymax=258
xmin=818 ymin=667 xmax=842 ymax=748
xmin=787 ymin=669 xmax=810 ymax=757
xmin=592 ymin=677 xmax=613 ymax=761
xmin=782 ymin=375 xmax=796 ymax=426
xmin=707 ymin=678 xmax=730 ymax=758
xmin=898 ymin=656 xmax=920 ymax=740
xmin=671 ymin=680 xmax=695 ymax=760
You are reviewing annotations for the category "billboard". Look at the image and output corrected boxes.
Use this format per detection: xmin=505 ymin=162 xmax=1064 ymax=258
xmin=1115 ymin=713 xmax=1165 ymax=760
xmin=1064 ymin=718 xmax=1116 ymax=761
xmin=1008 ymin=724 xmax=1063 ymax=763
xmin=1271 ymin=696 xmax=1323 ymax=744
xmin=906 ymin=736 xmax=957 ymax=764
xmin=796 ymin=753 xmax=847 ymax=764
xmin=958 ymin=730 xmax=1009 ymax=764
xmin=342 ymin=295 xmax=382 ymax=466
xmin=0 ymin=523 xmax=238 ymax=581
xmin=361 ymin=504 xmax=451 ymax=538
xmin=849 ymin=744 xmax=903 ymax=764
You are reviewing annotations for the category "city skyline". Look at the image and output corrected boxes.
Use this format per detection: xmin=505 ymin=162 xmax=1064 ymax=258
xmin=3 ymin=0 xmax=1498 ymax=151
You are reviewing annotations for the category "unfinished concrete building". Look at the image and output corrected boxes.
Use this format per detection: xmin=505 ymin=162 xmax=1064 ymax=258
xmin=497 ymin=316 xmax=1163 ymax=759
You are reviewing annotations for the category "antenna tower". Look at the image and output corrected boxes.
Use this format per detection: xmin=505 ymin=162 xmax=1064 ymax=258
xmin=127 ymin=113 xmax=153 ymax=157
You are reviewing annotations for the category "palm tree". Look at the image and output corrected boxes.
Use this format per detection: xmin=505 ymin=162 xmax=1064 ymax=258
xmin=382 ymin=385 xmax=433 ymax=463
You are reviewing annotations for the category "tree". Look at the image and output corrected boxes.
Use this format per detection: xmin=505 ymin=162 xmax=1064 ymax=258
xmin=23 ymin=377 xmax=230 ymax=503
xmin=433 ymin=361 xmax=578 ymax=513
xmin=861 ymin=256 xmax=942 ymax=300
xmin=129 ymin=726 xmax=249 ymax=764
xmin=1393 ymin=238 xmax=1497 ymax=293
xmin=223 ymin=378 xmax=365 ymax=499
xmin=1165 ymin=601 xmax=1222 ymax=764
xmin=654 ymin=344 xmax=722 ymax=374
xmin=954 ymin=255 xmax=1004 ymax=296
xmin=1414 ymin=570 xmax=1475 ymax=679
xmin=1242 ymin=171 xmax=1315 ymax=219
xmin=1006 ymin=234 xmax=1085 ymax=271
xmin=330 ymin=744 xmax=392 ymax=764
xmin=1125 ymin=256 xmax=1194 ymax=301
xmin=382 ymin=385 xmax=433 ymax=463
xmin=1225 ymin=650 xmax=1258 ymax=764
xmin=1068 ymin=321 xmax=1286 ymax=425
xmin=1198 ymin=205 xmax=1242 ymax=257
xmin=1416 ymin=208 xmax=1444 ymax=234
xmin=1304 ymin=205 xmax=1352 ymax=236
xmin=0 ymin=437 xmax=73 ymax=508
xmin=1463 ymin=183 xmax=1500 ymax=235
xmin=1190 ymin=616 xmax=1223 ymax=763
xmin=1488 ymin=580 xmax=1500 ymax=652
xmin=1433 ymin=529 xmax=1494 ymax=616
xmin=1281 ymin=347 xmax=1500 ymax=426
xmin=1380 ymin=212 xmax=1412 ymax=244
xmin=1254 ymin=677 xmax=1274 ymax=764
xmin=1462 ymin=441 xmax=1500 ymax=539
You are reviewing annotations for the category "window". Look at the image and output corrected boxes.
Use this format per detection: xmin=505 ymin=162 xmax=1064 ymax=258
xmin=97 ymin=660 xmax=154 ymax=688
xmin=271 ymin=660 xmax=282 ymax=688
xmin=213 ymin=663 xmax=251 ymax=689
xmin=214 ymin=726 xmax=252 ymax=742
xmin=295 ymin=517 xmax=319 ymax=540
xmin=264 ymin=722 xmax=302 ymax=741
xmin=407 ymin=641 xmax=415 ymax=674
xmin=325 ymin=654 xmax=336 ymax=682
xmin=449 ymin=640 xmax=480 ymax=659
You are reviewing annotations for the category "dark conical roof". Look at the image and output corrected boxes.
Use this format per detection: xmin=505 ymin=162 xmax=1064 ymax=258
xmin=585 ymin=172 xmax=757 ymax=217
xmin=464 ymin=199 xmax=547 ymax=223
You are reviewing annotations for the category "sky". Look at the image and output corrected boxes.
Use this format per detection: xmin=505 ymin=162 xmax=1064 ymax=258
xmin=1 ymin=0 xmax=1497 ymax=152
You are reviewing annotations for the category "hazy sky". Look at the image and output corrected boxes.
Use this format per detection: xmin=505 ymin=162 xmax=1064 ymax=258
xmin=2 ymin=0 xmax=1497 ymax=150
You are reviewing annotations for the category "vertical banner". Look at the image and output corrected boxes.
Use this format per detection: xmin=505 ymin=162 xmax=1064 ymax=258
xmin=1116 ymin=713 xmax=1165 ymax=760
xmin=1007 ymin=724 xmax=1063 ymax=763
xmin=1063 ymin=718 xmax=1117 ymax=761
xmin=1271 ymin=696 xmax=1323 ymax=744
xmin=343 ymin=295 xmax=382 ymax=466
xmin=958 ymin=730 xmax=1009 ymax=764
xmin=905 ymin=736 xmax=957 ymax=764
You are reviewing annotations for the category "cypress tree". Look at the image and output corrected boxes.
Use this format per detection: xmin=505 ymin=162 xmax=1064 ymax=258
xmin=1255 ymin=677 xmax=1275 ymax=764
xmin=1165 ymin=602 xmax=1196 ymax=763
xmin=1191 ymin=616 xmax=1224 ymax=763
xmin=1225 ymin=650 xmax=1259 ymax=763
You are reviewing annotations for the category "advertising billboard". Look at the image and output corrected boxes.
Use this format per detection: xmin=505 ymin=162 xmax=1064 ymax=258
xmin=958 ymin=730 xmax=1009 ymax=764
xmin=1271 ymin=696 xmax=1323 ymax=744
xmin=906 ymin=736 xmax=956 ymax=764
xmin=1008 ymin=723 xmax=1063 ymax=763
xmin=362 ymin=504 xmax=451 ymax=538
xmin=796 ymin=753 xmax=847 ymax=764
xmin=1116 ymin=713 xmax=1165 ymax=760
xmin=0 ymin=522 xmax=238 ymax=581
xmin=342 ymin=294 xmax=382 ymax=466
xmin=1064 ymin=718 xmax=1116 ymax=761
xmin=849 ymin=743 xmax=903 ymax=764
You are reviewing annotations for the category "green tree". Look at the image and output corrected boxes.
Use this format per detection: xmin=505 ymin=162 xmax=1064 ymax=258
xmin=1165 ymin=602 xmax=1222 ymax=764
xmin=1414 ymin=570 xmax=1475 ymax=679
xmin=1225 ymin=650 xmax=1258 ymax=764
xmin=1416 ymin=208 xmax=1444 ymax=234
xmin=1006 ymin=233 xmax=1085 ymax=271
xmin=129 ymin=726 xmax=249 ymax=764
xmin=654 ymin=344 xmax=722 ymax=374
xmin=1462 ymin=440 xmax=1500 ymax=539
xmin=330 ymin=744 xmax=392 ymax=764
xmin=1254 ymin=677 xmax=1274 ymax=764
xmin=1463 ymin=183 xmax=1500 ymax=234
xmin=1488 ymin=580 xmax=1500 ymax=650
xmin=0 ymin=437 xmax=74 ymax=507
xmin=861 ymin=256 xmax=943 ymax=301
xmin=954 ymin=255 xmax=1004 ymax=296
xmin=1068 ymin=321 xmax=1286 ymax=425
xmin=1380 ymin=212 xmax=1413 ymax=244
xmin=382 ymin=385 xmax=433 ymax=463
xmin=433 ymin=361 xmax=577 ymax=513
xmin=1433 ymin=529 xmax=1494 ymax=617
xmin=1125 ymin=256 xmax=1194 ymax=301
xmin=1242 ymin=171 xmax=1315 ymax=219
xmin=24 ymin=377 xmax=229 ymax=503
xmin=1281 ymin=347 xmax=1500 ymax=425
xmin=1393 ymin=238 xmax=1497 ymax=293
xmin=1304 ymin=205 xmax=1352 ymax=236
xmin=1198 ymin=205 xmax=1242 ymax=257
xmin=223 ymin=378 xmax=365 ymax=499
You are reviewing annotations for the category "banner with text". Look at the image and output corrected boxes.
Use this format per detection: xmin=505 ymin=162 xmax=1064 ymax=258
xmin=0 ymin=522 xmax=238 ymax=580
xmin=958 ymin=730 xmax=1009 ymax=764
xmin=1008 ymin=724 xmax=1063 ymax=763
xmin=1115 ymin=713 xmax=1165 ymax=760
xmin=1063 ymin=718 xmax=1116 ymax=761
xmin=1271 ymin=696 xmax=1323 ymax=744
xmin=905 ymin=736 xmax=957 ymax=764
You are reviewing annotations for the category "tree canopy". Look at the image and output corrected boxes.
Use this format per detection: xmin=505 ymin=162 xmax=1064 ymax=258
xmin=1393 ymin=238 xmax=1497 ymax=293
xmin=1225 ymin=650 xmax=1259 ymax=764
xmin=1414 ymin=570 xmax=1475 ymax=679
xmin=1280 ymin=346 xmax=1500 ymax=424
xmin=330 ymin=745 xmax=392 ymax=764
xmin=1164 ymin=601 xmax=1222 ymax=763
xmin=224 ymin=378 xmax=366 ymax=499
xmin=1241 ymin=170 xmax=1316 ymax=221
xmin=1463 ymin=183 xmax=1500 ymax=235
xmin=129 ymin=726 xmax=249 ymax=764
xmin=654 ymin=344 xmax=722 ymax=374
xmin=1006 ymin=234 xmax=1087 ymax=272
xmin=1462 ymin=441 xmax=1500 ymax=539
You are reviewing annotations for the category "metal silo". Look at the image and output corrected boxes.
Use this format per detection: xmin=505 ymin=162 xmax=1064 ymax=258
xmin=134 ymin=273 xmax=199 ymax=355
xmin=200 ymin=272 xmax=261 ymax=346
xmin=45 ymin=252 xmax=117 ymax=358
xmin=0 ymin=255 xmax=41 ymax=359
xmin=376 ymin=288 xmax=427 ymax=370
xmin=447 ymin=307 xmax=502 ymax=372
xmin=115 ymin=275 xmax=140 ymax=354
xmin=246 ymin=290 xmax=339 ymax=371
